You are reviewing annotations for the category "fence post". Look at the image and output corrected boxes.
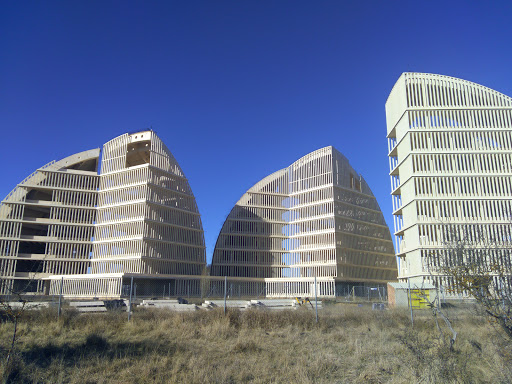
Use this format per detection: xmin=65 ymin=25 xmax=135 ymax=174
xmin=408 ymin=278 xmax=414 ymax=326
xmin=58 ymin=277 xmax=64 ymax=318
xmin=128 ymin=277 xmax=134 ymax=321
xmin=169 ymin=283 xmax=171 ymax=299
xmin=224 ymin=276 xmax=227 ymax=315
xmin=314 ymin=275 xmax=319 ymax=323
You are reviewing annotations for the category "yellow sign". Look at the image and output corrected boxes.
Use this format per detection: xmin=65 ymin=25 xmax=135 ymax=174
xmin=410 ymin=289 xmax=429 ymax=309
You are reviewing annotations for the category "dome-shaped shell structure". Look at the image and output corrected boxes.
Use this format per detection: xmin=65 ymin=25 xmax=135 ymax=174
xmin=211 ymin=146 xmax=397 ymax=297
xmin=91 ymin=131 xmax=205 ymax=277
xmin=0 ymin=131 xmax=206 ymax=298
xmin=0 ymin=149 xmax=100 ymax=294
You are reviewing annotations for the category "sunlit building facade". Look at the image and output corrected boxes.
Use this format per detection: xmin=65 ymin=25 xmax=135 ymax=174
xmin=211 ymin=146 xmax=397 ymax=297
xmin=0 ymin=150 xmax=100 ymax=294
xmin=0 ymin=131 xmax=206 ymax=297
xmin=386 ymin=73 xmax=512 ymax=289
xmin=91 ymin=132 xmax=205 ymax=277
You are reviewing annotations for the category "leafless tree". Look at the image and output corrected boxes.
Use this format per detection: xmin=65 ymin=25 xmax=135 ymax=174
xmin=430 ymin=224 xmax=512 ymax=340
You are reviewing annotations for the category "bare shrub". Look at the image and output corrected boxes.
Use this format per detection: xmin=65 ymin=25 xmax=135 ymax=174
xmin=432 ymin=224 xmax=512 ymax=340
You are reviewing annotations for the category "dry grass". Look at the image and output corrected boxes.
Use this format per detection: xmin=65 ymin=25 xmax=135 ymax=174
xmin=0 ymin=304 xmax=511 ymax=383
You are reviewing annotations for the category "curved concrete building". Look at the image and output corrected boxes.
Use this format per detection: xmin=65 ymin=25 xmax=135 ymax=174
xmin=0 ymin=150 xmax=100 ymax=294
xmin=0 ymin=131 xmax=206 ymax=297
xmin=386 ymin=73 xmax=512 ymax=290
xmin=211 ymin=146 xmax=397 ymax=297
xmin=92 ymin=131 xmax=205 ymax=276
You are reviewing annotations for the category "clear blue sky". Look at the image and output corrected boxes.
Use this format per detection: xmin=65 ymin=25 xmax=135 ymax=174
xmin=1 ymin=1 xmax=512 ymax=263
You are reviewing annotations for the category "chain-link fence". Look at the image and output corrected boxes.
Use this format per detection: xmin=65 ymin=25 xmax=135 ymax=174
xmin=335 ymin=283 xmax=388 ymax=302
xmin=0 ymin=276 xmax=390 ymax=324
xmin=3 ymin=277 xmax=390 ymax=302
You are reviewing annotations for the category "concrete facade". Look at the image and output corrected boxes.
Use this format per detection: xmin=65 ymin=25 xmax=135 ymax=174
xmin=91 ymin=131 xmax=205 ymax=277
xmin=386 ymin=73 xmax=512 ymax=290
xmin=0 ymin=131 xmax=206 ymax=297
xmin=211 ymin=146 xmax=397 ymax=298
xmin=0 ymin=150 xmax=100 ymax=294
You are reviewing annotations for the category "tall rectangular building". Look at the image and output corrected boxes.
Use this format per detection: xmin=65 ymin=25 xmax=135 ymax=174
xmin=386 ymin=73 xmax=512 ymax=290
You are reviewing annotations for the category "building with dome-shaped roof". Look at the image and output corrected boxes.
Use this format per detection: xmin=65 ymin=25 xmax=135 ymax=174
xmin=211 ymin=146 xmax=397 ymax=298
xmin=0 ymin=131 xmax=206 ymax=297
xmin=0 ymin=149 xmax=101 ymax=294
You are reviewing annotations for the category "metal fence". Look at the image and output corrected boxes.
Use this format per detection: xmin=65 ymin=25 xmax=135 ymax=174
xmin=335 ymin=284 xmax=388 ymax=302
xmin=0 ymin=276 xmax=390 ymax=324
xmin=4 ymin=276 xmax=390 ymax=302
